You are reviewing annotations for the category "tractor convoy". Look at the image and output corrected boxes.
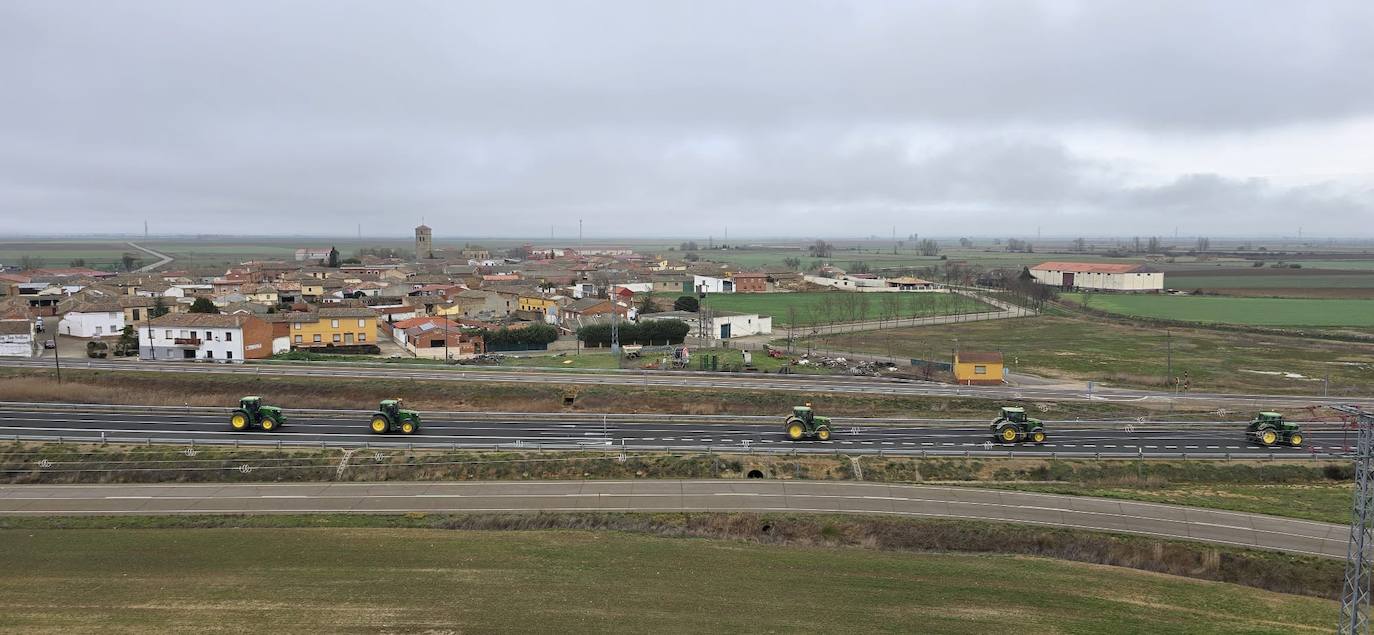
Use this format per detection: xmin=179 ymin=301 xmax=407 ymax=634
xmin=224 ymin=397 xmax=1304 ymax=449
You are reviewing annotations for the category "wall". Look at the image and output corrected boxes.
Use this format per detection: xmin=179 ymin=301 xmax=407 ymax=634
xmin=953 ymin=360 xmax=1004 ymax=385
xmin=0 ymin=332 xmax=35 ymax=357
xmin=711 ymin=313 xmax=772 ymax=338
xmin=59 ymin=311 xmax=124 ymax=338
xmin=288 ymin=316 xmax=377 ymax=348
xmin=1029 ymin=269 xmax=1164 ymax=292
xmin=139 ymin=325 xmax=246 ymax=361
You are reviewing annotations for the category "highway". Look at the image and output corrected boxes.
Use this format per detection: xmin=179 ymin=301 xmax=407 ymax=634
xmin=0 ymin=480 xmax=1346 ymax=557
xmin=3 ymin=358 xmax=1368 ymax=409
xmin=0 ymin=402 xmax=1353 ymax=457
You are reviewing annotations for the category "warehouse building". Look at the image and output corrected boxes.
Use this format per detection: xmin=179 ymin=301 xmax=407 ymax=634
xmin=1028 ymin=262 xmax=1163 ymax=292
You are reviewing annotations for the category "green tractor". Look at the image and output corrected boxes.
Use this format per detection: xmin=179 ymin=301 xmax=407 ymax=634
xmin=370 ymin=399 xmax=422 ymax=435
xmin=990 ymin=406 xmax=1046 ymax=444
xmin=229 ymin=396 xmax=286 ymax=432
xmin=785 ymin=404 xmax=833 ymax=441
xmin=1246 ymin=411 xmax=1303 ymax=448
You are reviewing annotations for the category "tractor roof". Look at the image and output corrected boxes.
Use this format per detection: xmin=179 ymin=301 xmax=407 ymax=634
xmin=381 ymin=399 xmax=399 ymax=405
xmin=1259 ymin=411 xmax=1282 ymax=418
xmin=794 ymin=405 xmax=811 ymax=411
xmin=242 ymin=396 xmax=260 ymax=400
xmin=1002 ymin=406 xmax=1025 ymax=413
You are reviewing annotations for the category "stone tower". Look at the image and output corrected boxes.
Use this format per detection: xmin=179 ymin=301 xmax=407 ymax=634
xmin=415 ymin=224 xmax=432 ymax=260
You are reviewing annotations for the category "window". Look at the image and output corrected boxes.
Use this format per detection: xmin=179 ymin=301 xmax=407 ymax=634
xmin=294 ymin=323 xmax=301 ymax=330
xmin=132 ymin=309 xmax=140 ymax=321
xmin=224 ymin=331 xmax=232 ymax=341
xmin=294 ymin=335 xmax=302 ymax=344
xmin=357 ymin=319 xmax=365 ymax=327
xmin=190 ymin=331 xmax=197 ymax=339
xmin=205 ymin=350 xmax=213 ymax=359
xmin=332 ymin=333 xmax=341 ymax=343
xmin=331 ymin=319 xmax=339 ymax=328
xmin=358 ymin=332 xmax=367 ymax=342
xmin=974 ymin=365 xmax=987 ymax=375
xmin=95 ymin=326 xmax=103 ymax=335
xmin=165 ymin=330 xmax=172 ymax=338
xmin=226 ymin=351 xmax=233 ymax=359
xmin=313 ymin=334 xmax=321 ymax=343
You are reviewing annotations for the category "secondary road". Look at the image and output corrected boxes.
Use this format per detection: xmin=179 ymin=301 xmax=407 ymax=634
xmin=0 ymin=402 xmax=1351 ymax=457
xmin=126 ymin=242 xmax=174 ymax=272
xmin=0 ymin=480 xmax=1345 ymax=557
xmin=2 ymin=357 xmax=1366 ymax=410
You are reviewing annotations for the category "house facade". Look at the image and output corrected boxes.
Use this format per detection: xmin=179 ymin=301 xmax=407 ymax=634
xmin=282 ymin=307 xmax=377 ymax=348
xmin=139 ymin=313 xmax=277 ymax=361
xmin=953 ymin=351 xmax=1005 ymax=385
xmin=0 ymin=320 xmax=36 ymax=357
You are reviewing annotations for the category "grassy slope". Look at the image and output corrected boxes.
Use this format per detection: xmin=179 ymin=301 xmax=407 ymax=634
xmin=805 ymin=315 xmax=1374 ymax=394
xmin=1063 ymin=293 xmax=1374 ymax=327
xmin=0 ymin=528 xmax=1334 ymax=633
xmin=704 ymin=291 xmax=989 ymax=326
xmin=977 ymin=483 xmax=1352 ymax=524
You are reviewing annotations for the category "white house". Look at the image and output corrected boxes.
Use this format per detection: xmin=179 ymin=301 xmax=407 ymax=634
xmin=57 ymin=300 xmax=125 ymax=338
xmin=1029 ymin=262 xmax=1164 ymax=292
xmin=0 ymin=320 xmax=36 ymax=357
xmin=693 ymin=275 xmax=734 ymax=294
xmin=139 ymin=313 xmax=281 ymax=362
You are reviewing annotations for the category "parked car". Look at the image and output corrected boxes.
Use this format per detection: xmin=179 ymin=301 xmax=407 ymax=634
xmin=43 ymin=339 xmax=55 ymax=349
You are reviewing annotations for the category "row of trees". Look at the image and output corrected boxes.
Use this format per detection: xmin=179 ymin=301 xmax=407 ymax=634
xmin=577 ymin=319 xmax=691 ymax=347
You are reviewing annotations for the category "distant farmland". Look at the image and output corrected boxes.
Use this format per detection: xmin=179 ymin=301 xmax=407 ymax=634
xmin=1063 ymin=293 xmax=1374 ymax=327
xmin=703 ymin=291 xmax=990 ymax=326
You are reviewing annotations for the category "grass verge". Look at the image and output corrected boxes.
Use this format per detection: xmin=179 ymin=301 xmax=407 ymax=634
xmin=0 ymin=515 xmax=1340 ymax=633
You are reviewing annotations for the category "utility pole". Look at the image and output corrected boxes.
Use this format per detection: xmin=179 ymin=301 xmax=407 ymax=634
xmin=52 ymin=325 xmax=61 ymax=384
xmin=578 ymin=219 xmax=583 ymax=255
xmin=1165 ymin=329 xmax=1173 ymax=389
xmin=1337 ymin=404 xmax=1374 ymax=635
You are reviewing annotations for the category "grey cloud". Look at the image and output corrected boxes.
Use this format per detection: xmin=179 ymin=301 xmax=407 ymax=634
xmin=0 ymin=1 xmax=1372 ymax=236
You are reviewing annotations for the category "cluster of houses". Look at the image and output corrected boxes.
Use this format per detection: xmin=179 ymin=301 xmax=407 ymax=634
xmin=0 ymin=231 xmax=807 ymax=359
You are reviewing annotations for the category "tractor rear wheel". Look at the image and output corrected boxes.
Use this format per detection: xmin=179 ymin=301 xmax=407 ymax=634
xmin=997 ymin=424 xmax=1019 ymax=443
xmin=816 ymin=427 xmax=831 ymax=441
xmin=260 ymin=417 xmax=278 ymax=432
xmin=1288 ymin=432 xmax=1304 ymax=447
xmin=1259 ymin=429 xmax=1278 ymax=447
xmin=230 ymin=412 xmax=248 ymax=431
xmin=401 ymin=421 xmax=416 ymax=434
xmin=786 ymin=422 xmax=805 ymax=441
xmin=370 ymin=416 xmax=389 ymax=434
xmin=1031 ymin=430 xmax=1046 ymax=444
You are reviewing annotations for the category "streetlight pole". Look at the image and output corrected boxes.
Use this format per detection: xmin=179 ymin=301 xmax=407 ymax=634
xmin=52 ymin=323 xmax=61 ymax=384
xmin=1165 ymin=329 xmax=1173 ymax=390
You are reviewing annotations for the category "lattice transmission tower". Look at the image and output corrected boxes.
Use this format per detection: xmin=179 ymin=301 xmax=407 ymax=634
xmin=1337 ymin=404 xmax=1374 ymax=635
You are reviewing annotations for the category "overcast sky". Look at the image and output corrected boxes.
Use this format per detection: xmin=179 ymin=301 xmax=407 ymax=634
xmin=2 ymin=1 xmax=1372 ymax=238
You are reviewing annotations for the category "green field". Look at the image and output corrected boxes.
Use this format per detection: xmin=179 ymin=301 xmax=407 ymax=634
xmin=1065 ymin=293 xmax=1374 ymax=327
xmin=805 ymin=315 xmax=1374 ymax=394
xmin=0 ymin=241 xmax=143 ymax=270
xmin=983 ymin=483 xmax=1353 ymax=524
xmin=1168 ymin=274 xmax=1374 ymax=290
xmin=0 ymin=527 xmax=1334 ymax=633
xmin=704 ymin=291 xmax=990 ymax=326
xmin=1292 ymin=260 xmax=1374 ymax=271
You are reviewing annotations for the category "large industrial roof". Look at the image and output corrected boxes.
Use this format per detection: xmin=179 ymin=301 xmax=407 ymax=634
xmin=1030 ymin=262 xmax=1158 ymax=274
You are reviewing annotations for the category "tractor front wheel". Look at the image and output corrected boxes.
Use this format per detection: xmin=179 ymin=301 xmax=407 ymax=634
xmin=1288 ymin=432 xmax=1304 ymax=447
xmin=1259 ymin=429 xmax=1278 ymax=447
xmin=816 ymin=427 xmax=831 ymax=441
xmin=786 ymin=422 xmax=805 ymax=441
xmin=260 ymin=417 xmax=278 ymax=432
xmin=1031 ymin=430 xmax=1046 ymax=444
xmin=230 ymin=412 xmax=249 ymax=431
xmin=401 ymin=421 xmax=416 ymax=434
xmin=370 ymin=416 xmax=389 ymax=434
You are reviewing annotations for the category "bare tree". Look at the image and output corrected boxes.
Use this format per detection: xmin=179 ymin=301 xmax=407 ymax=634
xmin=786 ymin=305 xmax=800 ymax=351
xmin=856 ymin=293 xmax=872 ymax=325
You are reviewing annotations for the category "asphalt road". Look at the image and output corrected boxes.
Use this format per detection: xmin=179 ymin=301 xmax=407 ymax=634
xmin=0 ymin=480 xmax=1345 ymax=557
xmin=0 ymin=403 xmax=1351 ymax=457
xmin=3 ymin=358 xmax=1367 ymax=409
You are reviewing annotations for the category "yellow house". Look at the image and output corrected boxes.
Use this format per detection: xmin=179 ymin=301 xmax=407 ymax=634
xmin=518 ymin=295 xmax=557 ymax=313
xmin=953 ymin=352 xmax=1004 ymax=385
xmin=285 ymin=307 xmax=377 ymax=348
xmin=299 ymin=282 xmax=325 ymax=298
xmin=243 ymin=284 xmax=280 ymax=305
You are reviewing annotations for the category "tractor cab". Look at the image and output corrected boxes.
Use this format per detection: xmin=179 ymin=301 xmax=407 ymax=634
xmin=1247 ymin=412 xmax=1289 ymax=431
xmin=792 ymin=406 xmax=814 ymax=424
xmin=1001 ymin=407 xmax=1028 ymax=423
xmin=379 ymin=399 xmax=401 ymax=418
xmin=240 ymin=396 xmax=261 ymax=414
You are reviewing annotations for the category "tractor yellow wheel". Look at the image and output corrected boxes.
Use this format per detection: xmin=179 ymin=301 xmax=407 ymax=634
xmin=816 ymin=427 xmax=831 ymax=441
xmin=787 ymin=423 xmax=804 ymax=441
xmin=1289 ymin=433 xmax=1303 ymax=447
xmin=1260 ymin=430 xmax=1278 ymax=446
xmin=260 ymin=417 xmax=276 ymax=432
xmin=370 ymin=417 xmax=388 ymax=434
xmin=1000 ymin=426 xmax=1018 ymax=443
xmin=401 ymin=421 xmax=416 ymax=434
xmin=230 ymin=414 xmax=247 ymax=430
xmin=1031 ymin=430 xmax=1046 ymax=443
